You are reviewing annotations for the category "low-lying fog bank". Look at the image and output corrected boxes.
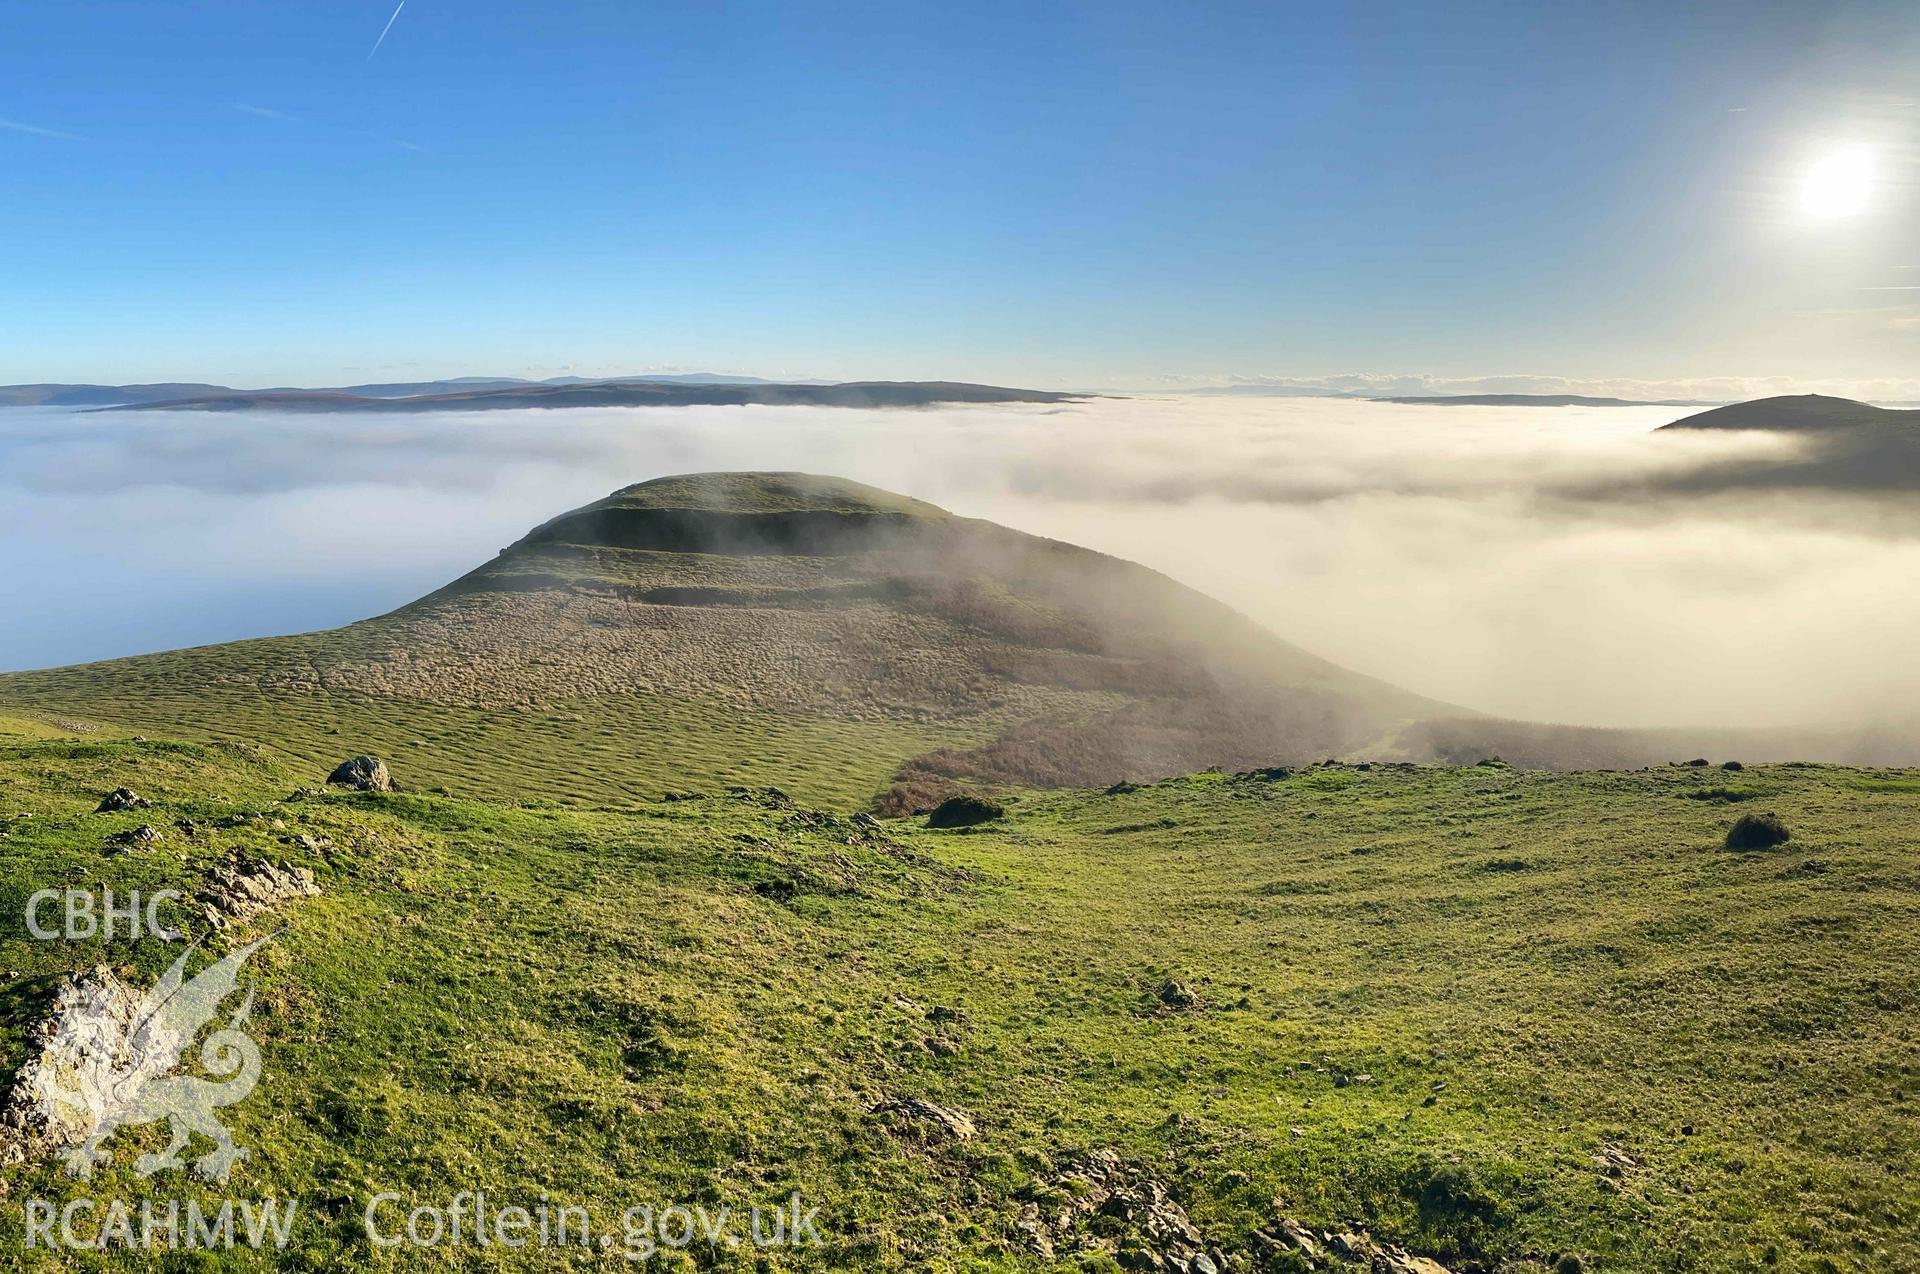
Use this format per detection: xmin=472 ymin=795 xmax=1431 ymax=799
xmin=2 ymin=395 xmax=1914 ymax=736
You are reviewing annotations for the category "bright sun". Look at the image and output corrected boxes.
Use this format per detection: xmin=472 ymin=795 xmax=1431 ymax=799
xmin=1800 ymin=144 xmax=1874 ymax=219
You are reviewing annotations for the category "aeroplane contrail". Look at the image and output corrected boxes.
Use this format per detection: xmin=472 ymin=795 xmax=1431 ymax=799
xmin=366 ymin=0 xmax=406 ymax=62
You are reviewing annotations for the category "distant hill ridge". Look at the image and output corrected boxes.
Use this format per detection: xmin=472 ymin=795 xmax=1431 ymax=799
xmin=0 ymin=372 xmax=814 ymax=406
xmin=1 ymin=377 xmax=1077 ymax=412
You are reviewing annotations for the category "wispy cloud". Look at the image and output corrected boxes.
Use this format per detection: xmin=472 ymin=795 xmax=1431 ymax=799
xmin=0 ymin=117 xmax=85 ymax=142
xmin=233 ymin=100 xmax=428 ymax=155
xmin=234 ymin=102 xmax=303 ymax=123
xmin=366 ymin=0 xmax=407 ymax=62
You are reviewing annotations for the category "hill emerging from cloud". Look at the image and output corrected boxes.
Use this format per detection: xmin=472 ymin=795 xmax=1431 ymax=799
xmin=1657 ymin=393 xmax=1920 ymax=432
xmin=0 ymin=473 xmax=1451 ymax=808
xmin=1634 ymin=394 xmax=1920 ymax=495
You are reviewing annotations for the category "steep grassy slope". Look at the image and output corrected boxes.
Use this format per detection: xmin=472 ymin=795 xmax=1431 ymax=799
xmin=0 ymin=718 xmax=1915 ymax=1270
xmin=0 ymin=474 xmax=1450 ymax=809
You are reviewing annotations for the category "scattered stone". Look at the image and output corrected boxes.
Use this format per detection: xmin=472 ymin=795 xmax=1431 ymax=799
xmin=1725 ymin=812 xmax=1791 ymax=851
xmin=726 ymin=786 xmax=794 ymax=809
xmin=1328 ymin=1230 xmax=1380 ymax=1261
xmin=326 ymin=755 xmax=392 ymax=792
xmin=1679 ymin=757 xmax=1710 ymax=767
xmin=1256 ymin=1216 xmax=1453 ymax=1273
xmin=661 ymin=790 xmax=706 ymax=802
xmin=1593 ymin=1144 xmax=1640 ymax=1177
xmin=1105 ymin=780 xmax=1143 ymax=795
xmin=872 ymin=1097 xmax=975 ymax=1141
xmin=1155 ymin=978 xmax=1204 ymax=1012
xmin=287 ymin=787 xmax=323 ymax=800
xmin=926 ymin=795 xmax=1004 ymax=828
xmin=95 ymin=788 xmax=150 ymax=813
xmin=851 ymin=812 xmax=883 ymax=830
xmin=1720 ymin=761 xmax=1744 ymax=772
xmin=1015 ymin=1149 xmax=1217 ymax=1271
xmin=104 ymin=824 xmax=162 ymax=854
xmin=196 ymin=850 xmax=320 ymax=929
xmin=783 ymin=809 xmax=838 ymax=832
xmin=1271 ymin=1218 xmax=1321 ymax=1259
xmin=286 ymin=833 xmax=333 ymax=854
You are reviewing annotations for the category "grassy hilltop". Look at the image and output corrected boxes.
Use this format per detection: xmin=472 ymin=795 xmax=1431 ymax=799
xmin=0 ymin=714 xmax=1915 ymax=1270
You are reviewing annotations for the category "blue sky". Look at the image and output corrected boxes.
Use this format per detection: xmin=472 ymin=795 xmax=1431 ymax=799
xmin=2 ymin=1 xmax=1915 ymax=389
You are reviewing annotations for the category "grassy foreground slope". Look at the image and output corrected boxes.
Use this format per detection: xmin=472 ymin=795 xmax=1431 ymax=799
xmin=1 ymin=714 xmax=1915 ymax=1271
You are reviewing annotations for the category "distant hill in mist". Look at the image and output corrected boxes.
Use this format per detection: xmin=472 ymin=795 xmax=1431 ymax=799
xmin=0 ymin=372 xmax=841 ymax=407
xmin=1657 ymin=393 xmax=1920 ymax=432
xmin=1631 ymin=394 xmax=1920 ymax=496
xmin=0 ymin=382 xmax=234 ymax=406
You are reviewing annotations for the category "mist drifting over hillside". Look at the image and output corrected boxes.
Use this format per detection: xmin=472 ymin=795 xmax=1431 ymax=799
xmin=3 ymin=395 xmax=1916 ymax=735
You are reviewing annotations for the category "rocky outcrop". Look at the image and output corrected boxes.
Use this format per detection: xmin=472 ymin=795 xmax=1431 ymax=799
xmin=1253 ymin=1218 xmax=1455 ymax=1272
xmin=326 ymin=755 xmax=392 ymax=792
xmin=0 ymin=968 xmax=145 ymax=1165
xmin=1156 ymin=978 xmax=1204 ymax=1012
xmin=196 ymin=851 xmax=320 ymax=929
xmin=871 ymin=1097 xmax=976 ymax=1142
xmin=95 ymin=787 xmax=150 ymax=813
xmin=104 ymin=824 xmax=162 ymax=854
xmin=1016 ymin=1149 xmax=1227 ymax=1272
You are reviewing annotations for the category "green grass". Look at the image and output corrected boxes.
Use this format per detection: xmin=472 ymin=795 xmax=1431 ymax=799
xmin=1846 ymin=776 xmax=1920 ymax=795
xmin=0 ymin=685 xmax=996 ymax=811
xmin=0 ymin=730 xmax=1915 ymax=1271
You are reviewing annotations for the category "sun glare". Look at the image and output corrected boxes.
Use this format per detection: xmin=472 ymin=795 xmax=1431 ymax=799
xmin=1800 ymin=144 xmax=1874 ymax=219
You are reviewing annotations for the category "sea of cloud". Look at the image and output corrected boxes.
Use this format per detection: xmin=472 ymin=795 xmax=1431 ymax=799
xmin=3 ymin=396 xmax=1916 ymax=731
